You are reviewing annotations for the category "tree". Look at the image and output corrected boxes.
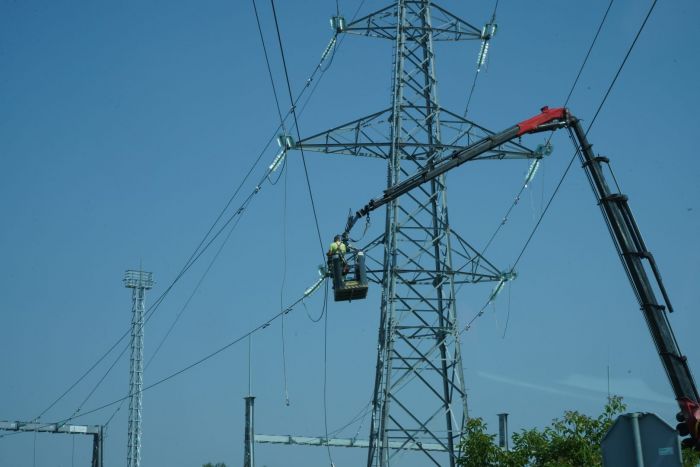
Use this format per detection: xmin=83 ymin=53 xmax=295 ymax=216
xmin=202 ymin=463 xmax=226 ymax=467
xmin=458 ymin=396 xmax=700 ymax=467
xmin=459 ymin=417 xmax=504 ymax=467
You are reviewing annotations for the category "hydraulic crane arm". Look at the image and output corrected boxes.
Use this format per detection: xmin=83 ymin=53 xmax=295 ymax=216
xmin=343 ymin=107 xmax=570 ymax=236
xmin=343 ymin=106 xmax=700 ymax=447
xmin=570 ymin=118 xmax=700 ymax=448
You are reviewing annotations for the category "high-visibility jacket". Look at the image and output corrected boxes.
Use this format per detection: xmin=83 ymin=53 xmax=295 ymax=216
xmin=328 ymin=241 xmax=346 ymax=256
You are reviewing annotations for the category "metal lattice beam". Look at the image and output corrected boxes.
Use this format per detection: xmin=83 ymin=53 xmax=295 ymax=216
xmin=342 ymin=2 xmax=482 ymax=41
xmin=124 ymin=270 xmax=153 ymax=467
xmin=0 ymin=421 xmax=104 ymax=467
xmin=294 ymin=106 xmax=536 ymax=162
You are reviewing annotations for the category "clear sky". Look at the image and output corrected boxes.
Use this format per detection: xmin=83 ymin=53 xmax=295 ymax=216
xmin=1 ymin=0 xmax=699 ymax=466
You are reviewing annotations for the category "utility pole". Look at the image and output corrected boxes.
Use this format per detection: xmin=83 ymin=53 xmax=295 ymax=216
xmin=124 ymin=269 xmax=154 ymax=467
xmin=243 ymin=396 xmax=255 ymax=467
xmin=498 ymin=413 xmax=509 ymax=451
xmin=292 ymin=2 xmax=538 ymax=465
xmin=244 ymin=334 xmax=255 ymax=467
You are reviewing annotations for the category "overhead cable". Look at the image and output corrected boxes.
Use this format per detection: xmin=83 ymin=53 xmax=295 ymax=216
xmin=270 ymin=0 xmax=326 ymax=260
xmin=30 ymin=21 xmax=345 ymax=423
xmin=509 ymin=0 xmax=657 ymax=273
xmin=30 ymin=0 xmax=361 ymax=430
xmin=252 ymin=0 xmax=287 ymax=132
xmin=462 ymin=0 xmax=615 ymax=283
xmin=394 ymin=0 xmax=659 ymax=389
xmin=1 ymin=279 xmax=327 ymax=439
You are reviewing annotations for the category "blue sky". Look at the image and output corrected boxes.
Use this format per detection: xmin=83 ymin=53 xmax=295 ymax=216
xmin=1 ymin=0 xmax=699 ymax=466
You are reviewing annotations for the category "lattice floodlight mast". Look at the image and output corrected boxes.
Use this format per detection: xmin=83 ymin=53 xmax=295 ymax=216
xmin=292 ymin=2 xmax=540 ymax=466
xmin=124 ymin=270 xmax=154 ymax=467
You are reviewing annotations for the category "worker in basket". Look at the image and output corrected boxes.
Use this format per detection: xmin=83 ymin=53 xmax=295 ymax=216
xmin=327 ymin=235 xmax=350 ymax=275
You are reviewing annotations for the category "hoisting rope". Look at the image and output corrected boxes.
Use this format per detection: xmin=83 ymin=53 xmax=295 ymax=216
xmin=348 ymin=210 xmax=371 ymax=243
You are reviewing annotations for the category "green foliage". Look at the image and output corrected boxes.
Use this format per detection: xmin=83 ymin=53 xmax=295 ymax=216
xmin=202 ymin=463 xmax=226 ymax=467
xmin=683 ymin=447 xmax=700 ymax=467
xmin=458 ymin=396 xmax=627 ymax=467
xmin=459 ymin=417 xmax=504 ymax=467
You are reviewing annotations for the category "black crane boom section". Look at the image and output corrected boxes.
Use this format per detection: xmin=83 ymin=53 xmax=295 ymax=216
xmin=342 ymin=106 xmax=700 ymax=447
xmin=343 ymin=106 xmax=570 ymax=236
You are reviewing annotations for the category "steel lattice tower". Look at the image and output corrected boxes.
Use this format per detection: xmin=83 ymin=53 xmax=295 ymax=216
xmin=294 ymin=1 xmax=538 ymax=465
xmin=124 ymin=270 xmax=154 ymax=467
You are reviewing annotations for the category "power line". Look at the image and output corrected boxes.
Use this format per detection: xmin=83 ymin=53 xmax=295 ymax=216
xmin=34 ymin=126 xmax=280 ymax=425
xmin=92 ymin=30 xmax=348 ymax=429
xmin=399 ymin=0 xmax=659 ymax=382
xmin=265 ymin=4 xmax=346 ymax=461
xmin=91 ymin=0 xmax=320 ymax=411
xmin=252 ymin=0 xmax=287 ymax=131
xmin=97 ymin=161 xmax=278 ymax=427
xmin=464 ymin=0 xmax=616 ymax=278
xmin=588 ymin=0 xmax=658 ymax=131
xmin=1 ymin=283 xmax=326 ymax=440
xmin=23 ymin=0 xmax=350 ymax=434
xmin=31 ymin=143 xmax=272 ymax=422
xmin=327 ymin=398 xmax=372 ymax=438
xmin=33 ymin=39 xmax=338 ymax=421
xmin=270 ymin=0 xmax=326 ymax=260
xmin=148 ymin=215 xmax=245 ymax=368
xmin=509 ymin=0 xmax=658 ymax=272
xmin=138 ymin=20 xmax=347 ymax=362
xmin=462 ymin=72 xmax=480 ymax=120
xmin=562 ymin=0 xmax=615 ymax=109
xmin=70 ymin=336 xmax=131 ymax=420
xmin=453 ymin=0 xmax=660 ymax=338
xmin=60 ymin=193 xmax=255 ymax=430
xmin=16 ymin=6 xmax=347 ymax=434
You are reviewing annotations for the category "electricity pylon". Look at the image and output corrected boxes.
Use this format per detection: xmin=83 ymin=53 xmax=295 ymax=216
xmin=293 ymin=2 xmax=538 ymax=465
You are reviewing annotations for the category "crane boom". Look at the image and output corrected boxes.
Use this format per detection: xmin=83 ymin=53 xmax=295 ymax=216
xmin=343 ymin=107 xmax=570 ymax=235
xmin=343 ymin=106 xmax=700 ymax=447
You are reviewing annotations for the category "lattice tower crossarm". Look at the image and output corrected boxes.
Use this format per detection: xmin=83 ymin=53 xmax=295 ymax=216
xmin=124 ymin=270 xmax=154 ymax=467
